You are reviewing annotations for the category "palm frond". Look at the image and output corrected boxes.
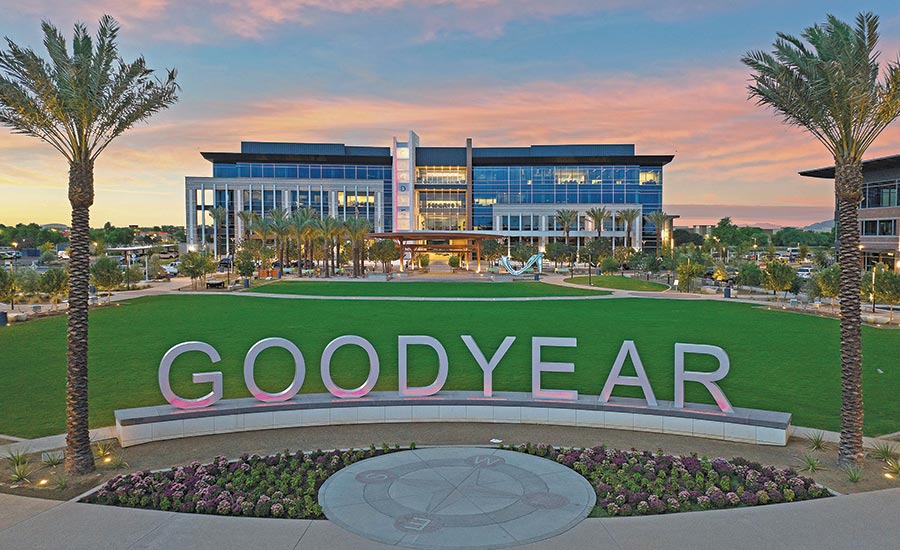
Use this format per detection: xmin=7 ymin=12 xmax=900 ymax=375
xmin=0 ymin=15 xmax=178 ymax=162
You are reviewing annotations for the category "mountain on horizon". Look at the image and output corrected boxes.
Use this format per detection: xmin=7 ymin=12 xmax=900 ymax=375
xmin=802 ymin=219 xmax=835 ymax=232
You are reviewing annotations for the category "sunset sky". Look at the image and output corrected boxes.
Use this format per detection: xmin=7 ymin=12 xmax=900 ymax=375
xmin=2 ymin=1 xmax=900 ymax=228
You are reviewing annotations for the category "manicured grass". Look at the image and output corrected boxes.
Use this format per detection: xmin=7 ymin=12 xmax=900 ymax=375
xmin=565 ymin=275 xmax=669 ymax=292
xmin=1 ymin=294 xmax=898 ymax=438
xmin=248 ymin=280 xmax=611 ymax=297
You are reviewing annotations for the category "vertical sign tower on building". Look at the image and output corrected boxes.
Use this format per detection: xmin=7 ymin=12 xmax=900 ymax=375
xmin=392 ymin=131 xmax=418 ymax=232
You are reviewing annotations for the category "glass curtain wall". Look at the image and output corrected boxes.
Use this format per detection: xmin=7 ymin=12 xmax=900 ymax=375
xmin=417 ymin=189 xmax=467 ymax=231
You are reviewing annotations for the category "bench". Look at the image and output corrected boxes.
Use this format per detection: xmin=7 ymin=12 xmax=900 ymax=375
xmin=206 ymin=280 xmax=225 ymax=289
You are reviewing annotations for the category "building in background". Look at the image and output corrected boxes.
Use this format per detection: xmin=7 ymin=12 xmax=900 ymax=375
xmin=185 ymin=132 xmax=674 ymax=256
xmin=800 ymin=154 xmax=900 ymax=272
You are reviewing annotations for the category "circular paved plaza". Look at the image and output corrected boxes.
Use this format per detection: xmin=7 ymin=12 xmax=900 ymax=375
xmin=319 ymin=447 xmax=596 ymax=549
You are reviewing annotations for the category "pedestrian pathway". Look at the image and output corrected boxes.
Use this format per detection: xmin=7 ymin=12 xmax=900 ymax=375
xmin=1 ymin=485 xmax=897 ymax=549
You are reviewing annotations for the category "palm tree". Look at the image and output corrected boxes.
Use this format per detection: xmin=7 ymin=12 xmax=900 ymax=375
xmin=585 ymin=206 xmax=611 ymax=239
xmin=0 ymin=16 xmax=177 ymax=474
xmin=268 ymin=207 xmax=291 ymax=275
xmin=288 ymin=209 xmax=311 ymax=277
xmin=207 ymin=206 xmax=226 ymax=259
xmin=554 ymin=209 xmax=578 ymax=246
xmin=743 ymin=12 xmax=900 ymax=465
xmin=316 ymin=217 xmax=340 ymax=277
xmin=618 ymin=208 xmax=641 ymax=249
xmin=345 ymin=216 xmax=372 ymax=277
xmin=237 ymin=210 xmax=257 ymax=245
xmin=645 ymin=210 xmax=671 ymax=254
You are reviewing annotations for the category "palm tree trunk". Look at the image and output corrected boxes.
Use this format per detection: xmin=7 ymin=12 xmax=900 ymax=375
xmin=297 ymin=237 xmax=303 ymax=277
xmin=65 ymin=160 xmax=96 ymax=475
xmin=836 ymin=162 xmax=864 ymax=466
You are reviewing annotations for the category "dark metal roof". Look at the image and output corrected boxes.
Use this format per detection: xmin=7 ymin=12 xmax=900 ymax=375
xmin=416 ymin=147 xmax=467 ymax=166
xmin=204 ymin=142 xmax=673 ymax=168
xmin=473 ymin=155 xmax=674 ymax=167
xmin=799 ymin=154 xmax=900 ymax=179
xmin=474 ymin=144 xmax=635 ymax=157
xmin=240 ymin=141 xmax=391 ymax=157
xmin=201 ymin=152 xmax=393 ymax=166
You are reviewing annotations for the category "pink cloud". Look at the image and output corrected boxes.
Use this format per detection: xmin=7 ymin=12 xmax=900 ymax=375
xmin=4 ymin=65 xmax=900 ymax=227
xmin=4 ymin=0 xmax=735 ymax=43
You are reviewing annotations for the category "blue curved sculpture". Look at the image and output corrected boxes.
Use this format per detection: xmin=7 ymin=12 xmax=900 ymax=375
xmin=500 ymin=253 xmax=543 ymax=276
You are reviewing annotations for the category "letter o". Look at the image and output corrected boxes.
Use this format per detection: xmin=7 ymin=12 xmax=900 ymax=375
xmin=243 ymin=337 xmax=306 ymax=402
xmin=320 ymin=335 xmax=380 ymax=398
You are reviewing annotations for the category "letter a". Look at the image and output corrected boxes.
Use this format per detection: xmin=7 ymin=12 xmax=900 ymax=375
xmin=599 ymin=340 xmax=657 ymax=406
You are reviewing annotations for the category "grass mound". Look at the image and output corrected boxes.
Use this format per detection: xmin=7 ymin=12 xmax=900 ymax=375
xmin=565 ymin=275 xmax=668 ymax=292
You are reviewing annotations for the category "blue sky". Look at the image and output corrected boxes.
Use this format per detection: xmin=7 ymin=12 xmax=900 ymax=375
xmin=1 ymin=1 xmax=899 ymax=227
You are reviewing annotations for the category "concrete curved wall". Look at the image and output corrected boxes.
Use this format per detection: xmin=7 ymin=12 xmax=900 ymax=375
xmin=114 ymin=391 xmax=790 ymax=448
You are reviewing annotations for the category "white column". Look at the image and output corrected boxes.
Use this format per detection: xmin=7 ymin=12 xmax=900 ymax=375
xmin=225 ymin=183 xmax=231 ymax=257
xmin=185 ymin=184 xmax=197 ymax=247
xmin=200 ymin=182 xmax=206 ymax=250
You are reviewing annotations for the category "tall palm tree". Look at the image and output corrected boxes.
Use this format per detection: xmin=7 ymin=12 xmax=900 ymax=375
xmin=585 ymin=206 xmax=611 ymax=239
xmin=237 ymin=210 xmax=257 ymax=245
xmin=297 ymin=207 xmax=320 ymax=273
xmin=554 ymin=209 xmax=578 ymax=246
xmin=207 ymin=206 xmax=226 ymax=258
xmin=329 ymin=219 xmax=347 ymax=275
xmin=645 ymin=210 xmax=671 ymax=254
xmin=288 ymin=209 xmax=310 ymax=277
xmin=618 ymin=208 xmax=641 ymax=249
xmin=268 ymin=207 xmax=291 ymax=275
xmin=316 ymin=217 xmax=340 ymax=277
xmin=0 ymin=16 xmax=177 ymax=474
xmin=743 ymin=12 xmax=900 ymax=465
xmin=248 ymin=216 xmax=274 ymax=269
xmin=345 ymin=216 xmax=372 ymax=277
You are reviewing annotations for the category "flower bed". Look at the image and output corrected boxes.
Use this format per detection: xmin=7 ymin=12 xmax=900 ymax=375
xmin=82 ymin=445 xmax=406 ymax=519
xmin=503 ymin=443 xmax=831 ymax=517
xmin=83 ymin=442 xmax=831 ymax=520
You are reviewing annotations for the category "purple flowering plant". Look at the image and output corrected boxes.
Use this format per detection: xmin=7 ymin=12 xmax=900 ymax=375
xmin=505 ymin=442 xmax=830 ymax=517
xmin=82 ymin=445 xmax=404 ymax=519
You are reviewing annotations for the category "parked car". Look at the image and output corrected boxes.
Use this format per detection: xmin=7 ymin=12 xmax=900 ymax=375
xmin=796 ymin=266 xmax=813 ymax=279
xmin=163 ymin=261 xmax=180 ymax=275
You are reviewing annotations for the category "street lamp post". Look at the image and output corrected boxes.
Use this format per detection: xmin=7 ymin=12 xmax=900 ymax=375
xmin=872 ymin=266 xmax=877 ymax=313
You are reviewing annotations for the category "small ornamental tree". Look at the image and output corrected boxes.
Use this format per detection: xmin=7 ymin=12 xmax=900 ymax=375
xmin=509 ymin=242 xmax=537 ymax=263
xmin=764 ymin=260 xmax=795 ymax=304
xmin=180 ymin=250 xmax=216 ymax=290
xmin=862 ymin=265 xmax=900 ymax=323
xmin=876 ymin=269 xmax=900 ymax=323
xmin=735 ymin=261 xmax=762 ymax=287
xmin=90 ymin=256 xmax=122 ymax=303
xmin=369 ymin=239 xmax=400 ymax=273
xmin=17 ymin=267 xmax=41 ymax=296
xmin=480 ymin=239 xmax=502 ymax=264
xmin=675 ymin=260 xmax=704 ymax=292
xmin=40 ymin=267 xmax=68 ymax=311
xmin=0 ymin=268 xmax=17 ymax=310
xmin=813 ymin=264 xmax=840 ymax=310
xmin=600 ymin=255 xmax=620 ymax=275
xmin=123 ymin=263 xmax=143 ymax=290
xmin=234 ymin=248 xmax=256 ymax=281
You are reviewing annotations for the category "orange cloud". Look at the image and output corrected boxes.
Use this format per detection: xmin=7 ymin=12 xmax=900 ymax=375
xmin=3 ymin=66 xmax=900 ymax=227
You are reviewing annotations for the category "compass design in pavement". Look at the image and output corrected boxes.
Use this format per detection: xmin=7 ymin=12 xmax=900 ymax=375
xmin=319 ymin=447 xmax=596 ymax=550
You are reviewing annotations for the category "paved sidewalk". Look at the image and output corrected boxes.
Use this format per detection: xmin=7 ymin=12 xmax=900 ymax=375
xmin=1 ymin=487 xmax=897 ymax=549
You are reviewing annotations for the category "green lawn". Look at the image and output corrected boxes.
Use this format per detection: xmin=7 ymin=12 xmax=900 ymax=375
xmin=1 ymin=294 xmax=898 ymax=438
xmin=249 ymin=280 xmax=611 ymax=297
xmin=565 ymin=275 xmax=669 ymax=292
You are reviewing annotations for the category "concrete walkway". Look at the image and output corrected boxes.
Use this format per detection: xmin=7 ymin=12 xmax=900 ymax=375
xmin=1 ymin=487 xmax=897 ymax=549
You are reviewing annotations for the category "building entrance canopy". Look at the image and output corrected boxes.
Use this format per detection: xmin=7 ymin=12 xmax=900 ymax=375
xmin=367 ymin=231 xmax=505 ymax=272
